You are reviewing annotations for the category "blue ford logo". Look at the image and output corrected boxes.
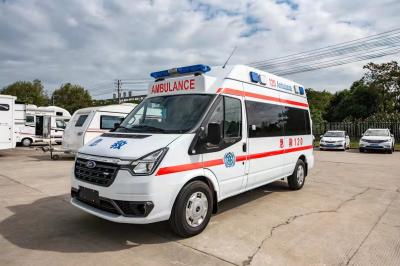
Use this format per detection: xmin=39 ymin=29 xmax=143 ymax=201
xmin=86 ymin=161 xmax=96 ymax=169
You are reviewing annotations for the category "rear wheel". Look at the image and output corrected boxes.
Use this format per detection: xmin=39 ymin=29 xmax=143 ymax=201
xmin=169 ymin=181 xmax=213 ymax=238
xmin=288 ymin=159 xmax=306 ymax=190
xmin=21 ymin=138 xmax=32 ymax=147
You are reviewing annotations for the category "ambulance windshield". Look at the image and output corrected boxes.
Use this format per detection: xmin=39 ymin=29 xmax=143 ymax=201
xmin=117 ymin=94 xmax=214 ymax=134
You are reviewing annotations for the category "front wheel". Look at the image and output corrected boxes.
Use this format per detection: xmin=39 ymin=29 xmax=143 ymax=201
xmin=169 ymin=181 xmax=213 ymax=238
xmin=288 ymin=160 xmax=306 ymax=190
xmin=21 ymin=138 xmax=32 ymax=147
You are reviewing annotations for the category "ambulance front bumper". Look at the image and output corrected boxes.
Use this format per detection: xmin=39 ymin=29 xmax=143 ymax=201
xmin=71 ymin=168 xmax=178 ymax=224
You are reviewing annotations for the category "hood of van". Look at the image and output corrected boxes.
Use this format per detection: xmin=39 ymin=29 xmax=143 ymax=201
xmin=78 ymin=133 xmax=182 ymax=160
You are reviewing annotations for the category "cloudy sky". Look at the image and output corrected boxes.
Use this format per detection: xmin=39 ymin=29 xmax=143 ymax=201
xmin=1 ymin=0 xmax=399 ymax=98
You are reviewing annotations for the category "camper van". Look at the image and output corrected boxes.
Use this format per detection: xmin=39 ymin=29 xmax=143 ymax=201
xmin=0 ymin=95 xmax=16 ymax=150
xmin=14 ymin=105 xmax=71 ymax=146
xmin=70 ymin=64 xmax=314 ymax=237
xmin=62 ymin=103 xmax=136 ymax=153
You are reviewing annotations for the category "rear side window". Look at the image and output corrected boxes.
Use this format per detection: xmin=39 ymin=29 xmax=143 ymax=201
xmin=0 ymin=104 xmax=10 ymax=111
xmin=284 ymin=107 xmax=311 ymax=135
xmin=245 ymin=100 xmax=285 ymax=138
xmin=26 ymin=115 xmax=35 ymax=124
xmin=75 ymin=115 xmax=88 ymax=127
xmin=100 ymin=115 xmax=124 ymax=130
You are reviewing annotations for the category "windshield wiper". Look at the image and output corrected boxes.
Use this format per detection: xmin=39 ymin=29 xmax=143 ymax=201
xmin=131 ymin=125 xmax=166 ymax=133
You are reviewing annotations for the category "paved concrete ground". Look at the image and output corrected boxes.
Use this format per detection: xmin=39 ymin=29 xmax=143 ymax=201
xmin=0 ymin=148 xmax=399 ymax=266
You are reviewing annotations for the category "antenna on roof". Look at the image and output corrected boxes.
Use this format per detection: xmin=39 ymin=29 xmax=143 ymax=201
xmin=222 ymin=46 xmax=237 ymax=69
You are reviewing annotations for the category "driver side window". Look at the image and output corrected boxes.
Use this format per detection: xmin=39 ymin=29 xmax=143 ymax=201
xmin=204 ymin=96 xmax=242 ymax=150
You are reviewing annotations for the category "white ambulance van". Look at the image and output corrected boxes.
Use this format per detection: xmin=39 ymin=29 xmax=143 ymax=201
xmin=71 ymin=64 xmax=314 ymax=237
xmin=0 ymin=95 xmax=16 ymax=150
xmin=62 ymin=104 xmax=136 ymax=153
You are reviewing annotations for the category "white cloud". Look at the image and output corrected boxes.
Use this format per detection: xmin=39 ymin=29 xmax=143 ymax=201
xmin=0 ymin=0 xmax=399 ymax=98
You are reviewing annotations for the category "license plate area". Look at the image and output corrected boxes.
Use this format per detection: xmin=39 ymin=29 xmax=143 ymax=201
xmin=79 ymin=187 xmax=99 ymax=204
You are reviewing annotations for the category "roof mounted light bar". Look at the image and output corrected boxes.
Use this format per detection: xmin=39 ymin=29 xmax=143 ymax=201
xmin=150 ymin=64 xmax=211 ymax=79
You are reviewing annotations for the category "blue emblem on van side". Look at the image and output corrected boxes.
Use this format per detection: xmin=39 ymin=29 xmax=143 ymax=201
xmin=110 ymin=140 xmax=127 ymax=150
xmin=224 ymin=152 xmax=236 ymax=168
xmin=89 ymin=138 xmax=103 ymax=147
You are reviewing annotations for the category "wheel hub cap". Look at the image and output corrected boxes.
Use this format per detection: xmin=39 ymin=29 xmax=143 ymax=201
xmin=297 ymin=165 xmax=304 ymax=185
xmin=185 ymin=192 xmax=208 ymax=228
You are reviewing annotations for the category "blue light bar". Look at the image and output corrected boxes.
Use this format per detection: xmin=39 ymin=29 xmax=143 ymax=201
xmin=249 ymin=71 xmax=260 ymax=83
xmin=299 ymin=86 xmax=305 ymax=95
xmin=150 ymin=64 xmax=211 ymax=79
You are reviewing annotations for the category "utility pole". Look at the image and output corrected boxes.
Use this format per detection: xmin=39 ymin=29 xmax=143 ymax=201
xmin=116 ymin=79 xmax=121 ymax=104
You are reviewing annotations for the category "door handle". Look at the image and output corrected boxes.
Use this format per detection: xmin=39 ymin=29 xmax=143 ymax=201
xmin=242 ymin=143 xmax=247 ymax=152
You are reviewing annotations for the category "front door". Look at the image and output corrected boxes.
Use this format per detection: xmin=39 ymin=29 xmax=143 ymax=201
xmin=201 ymin=95 xmax=247 ymax=200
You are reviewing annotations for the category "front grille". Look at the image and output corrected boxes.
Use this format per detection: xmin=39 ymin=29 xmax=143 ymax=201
xmin=364 ymin=139 xmax=385 ymax=143
xmin=74 ymin=158 xmax=119 ymax=187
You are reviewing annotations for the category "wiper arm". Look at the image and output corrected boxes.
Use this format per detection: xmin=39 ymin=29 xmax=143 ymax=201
xmin=132 ymin=125 xmax=166 ymax=133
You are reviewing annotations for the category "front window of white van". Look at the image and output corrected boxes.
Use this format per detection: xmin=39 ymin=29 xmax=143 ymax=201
xmin=117 ymin=94 xmax=214 ymax=134
xmin=56 ymin=119 xmax=67 ymax=129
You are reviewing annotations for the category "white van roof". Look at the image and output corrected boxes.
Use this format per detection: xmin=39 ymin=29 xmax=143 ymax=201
xmin=148 ymin=64 xmax=305 ymax=98
xmin=0 ymin=94 xmax=17 ymax=100
xmin=74 ymin=103 xmax=136 ymax=114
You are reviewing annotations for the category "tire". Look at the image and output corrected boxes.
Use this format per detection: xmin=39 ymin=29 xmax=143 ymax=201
xmin=359 ymin=148 xmax=364 ymax=153
xmin=169 ymin=181 xmax=213 ymax=238
xmin=342 ymin=143 xmax=346 ymax=151
xmin=320 ymin=147 xmax=324 ymax=151
xmin=21 ymin=138 xmax=32 ymax=147
xmin=288 ymin=159 xmax=306 ymax=190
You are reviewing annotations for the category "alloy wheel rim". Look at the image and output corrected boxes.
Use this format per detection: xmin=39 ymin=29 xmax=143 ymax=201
xmin=297 ymin=165 xmax=304 ymax=185
xmin=185 ymin=192 xmax=208 ymax=228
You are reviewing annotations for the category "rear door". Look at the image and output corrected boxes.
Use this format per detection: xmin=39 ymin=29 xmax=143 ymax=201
xmin=0 ymin=102 xmax=13 ymax=147
xmin=243 ymin=84 xmax=285 ymax=189
xmin=62 ymin=112 xmax=92 ymax=151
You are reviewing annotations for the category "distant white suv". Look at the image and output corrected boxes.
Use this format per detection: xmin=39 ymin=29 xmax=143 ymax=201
xmin=319 ymin=130 xmax=350 ymax=151
xmin=359 ymin=128 xmax=395 ymax=153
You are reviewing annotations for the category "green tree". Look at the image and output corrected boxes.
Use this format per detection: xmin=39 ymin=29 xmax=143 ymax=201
xmin=0 ymin=79 xmax=49 ymax=105
xmin=324 ymin=80 xmax=380 ymax=122
xmin=52 ymin=83 xmax=92 ymax=113
xmin=363 ymin=61 xmax=400 ymax=112
xmin=305 ymin=88 xmax=333 ymax=123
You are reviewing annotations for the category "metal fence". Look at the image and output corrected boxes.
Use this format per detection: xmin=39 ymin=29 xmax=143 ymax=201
xmin=313 ymin=122 xmax=400 ymax=140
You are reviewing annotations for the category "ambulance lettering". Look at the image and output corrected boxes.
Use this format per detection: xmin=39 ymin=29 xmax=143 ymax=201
xmin=151 ymin=79 xmax=195 ymax=94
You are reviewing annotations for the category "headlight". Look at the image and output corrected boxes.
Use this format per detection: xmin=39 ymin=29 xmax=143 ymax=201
xmin=123 ymin=148 xmax=168 ymax=175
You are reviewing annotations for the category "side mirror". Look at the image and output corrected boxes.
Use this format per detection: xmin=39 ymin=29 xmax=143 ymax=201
xmin=391 ymin=134 xmax=394 ymax=137
xmin=206 ymin=123 xmax=221 ymax=145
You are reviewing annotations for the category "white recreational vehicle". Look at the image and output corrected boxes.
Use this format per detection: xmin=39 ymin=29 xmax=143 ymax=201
xmin=62 ymin=103 xmax=136 ymax=153
xmin=0 ymin=95 xmax=17 ymax=150
xmin=14 ymin=104 xmax=71 ymax=146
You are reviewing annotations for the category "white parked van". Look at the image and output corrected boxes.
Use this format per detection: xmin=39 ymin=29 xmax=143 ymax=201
xmin=62 ymin=103 xmax=136 ymax=153
xmin=70 ymin=64 xmax=314 ymax=237
xmin=14 ymin=105 xmax=71 ymax=146
xmin=0 ymin=95 xmax=16 ymax=150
